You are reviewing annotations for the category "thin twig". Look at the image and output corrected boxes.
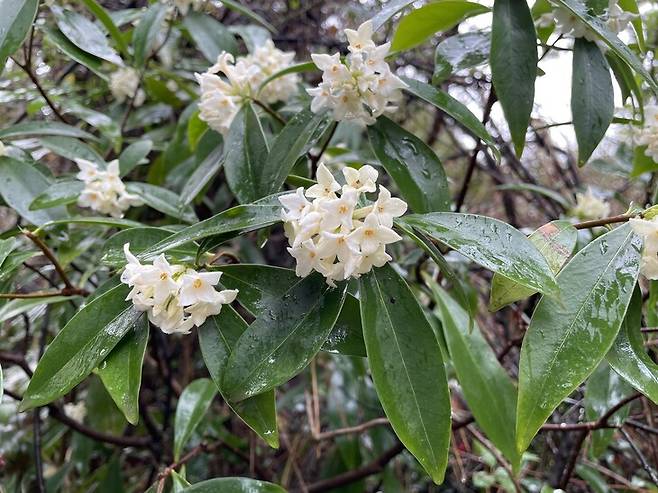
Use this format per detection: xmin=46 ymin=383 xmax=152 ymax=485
xmin=573 ymin=214 xmax=634 ymax=230
xmin=312 ymin=417 xmax=390 ymax=441
xmin=156 ymin=440 xmax=223 ymax=493
xmin=620 ymin=427 xmax=658 ymax=486
xmin=10 ymin=56 xmax=68 ymax=124
xmin=251 ymin=98 xmax=287 ymax=125
xmin=468 ymin=425 xmax=522 ymax=493
xmin=24 ymin=231 xmax=77 ymax=291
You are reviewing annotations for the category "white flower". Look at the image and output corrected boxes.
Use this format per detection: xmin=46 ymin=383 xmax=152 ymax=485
xmin=372 ymin=185 xmax=408 ymax=227
xmin=319 ymin=189 xmax=358 ymax=231
xmin=343 ymin=165 xmax=378 ymax=193
xmin=0 ymin=141 xmax=6 ymax=157
xmin=306 ymin=163 xmax=341 ymax=199
xmin=279 ymin=187 xmax=312 ymax=221
xmin=535 ymin=12 xmax=554 ymax=29
xmin=606 ymin=0 xmax=636 ymax=34
xmin=307 ymin=20 xmax=407 ymax=126
xmin=110 ymin=67 xmax=145 ymax=107
xmin=288 ymin=239 xmax=323 ymax=277
xmin=637 ymin=105 xmax=658 ymax=162
xmin=355 ymin=245 xmax=392 ymax=275
xmin=120 ymin=244 xmax=238 ymax=334
xmin=553 ymin=7 xmax=597 ymax=40
xmin=630 ymin=217 xmax=658 ymax=280
xmin=571 ymin=188 xmax=610 ymax=221
xmin=349 ymin=213 xmax=402 ymax=255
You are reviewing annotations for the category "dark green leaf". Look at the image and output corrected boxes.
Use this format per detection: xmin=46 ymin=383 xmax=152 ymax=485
xmin=96 ymin=319 xmax=149 ymax=425
xmin=101 ymin=227 xmax=197 ymax=267
xmin=630 ymin=145 xmax=657 ymax=177
xmin=179 ymin=139 xmax=224 ymax=205
xmin=36 ymin=216 xmax=142 ymax=232
xmin=433 ymin=31 xmax=490 ymax=84
xmin=0 ymin=0 xmax=38 ymax=73
xmin=516 ymin=224 xmax=641 ymax=453
xmin=397 ymin=213 xmax=559 ymax=296
xmin=126 ymin=182 xmax=197 ymax=223
xmin=0 ymin=296 xmax=75 ymax=323
xmin=119 ymin=139 xmax=152 ymax=176
xmin=183 ymin=12 xmax=238 ymax=62
xmin=359 ymin=264 xmax=450 ymax=483
xmin=39 ymin=136 xmax=104 ymax=163
xmin=42 ymin=25 xmax=107 ymax=79
xmin=491 ymin=0 xmax=538 ymax=156
xmin=174 ymin=378 xmax=217 ymax=460
xmin=182 ymin=478 xmax=286 ymax=493
xmin=80 ymin=0 xmax=130 ymax=57
xmin=217 ymin=0 xmax=276 ymax=33
xmin=132 ymin=2 xmax=167 ymax=68
xmin=29 ymin=180 xmax=83 ymax=211
xmin=618 ymin=0 xmax=644 ymax=51
xmin=0 ymin=121 xmax=97 ymax=141
xmin=20 ymin=285 xmax=142 ymax=410
xmin=0 ymin=238 xmax=17 ymax=269
xmin=257 ymin=61 xmax=315 ymax=95
xmin=222 ymin=275 xmax=346 ymax=402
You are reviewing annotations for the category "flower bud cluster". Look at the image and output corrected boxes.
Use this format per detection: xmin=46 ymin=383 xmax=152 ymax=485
xmin=75 ymin=159 xmax=143 ymax=218
xmin=280 ymin=164 xmax=407 ymax=286
xmin=546 ymin=0 xmax=636 ymax=40
xmin=570 ymin=188 xmax=610 ymax=221
xmin=307 ymin=20 xmax=406 ymax=126
xmin=630 ymin=217 xmax=658 ymax=280
xmin=636 ymin=105 xmax=658 ymax=162
xmin=110 ymin=67 xmax=145 ymax=107
xmin=121 ymin=244 xmax=238 ymax=334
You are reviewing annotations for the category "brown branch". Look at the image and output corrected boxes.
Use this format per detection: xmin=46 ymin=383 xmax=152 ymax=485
xmin=24 ymin=231 xmax=77 ymax=291
xmin=11 ymin=57 xmax=68 ymax=124
xmin=467 ymin=425 xmax=521 ymax=493
xmin=251 ymin=98 xmax=287 ymax=126
xmin=620 ymin=427 xmax=658 ymax=486
xmin=573 ymin=213 xmax=634 ymax=230
xmin=312 ymin=417 xmax=390 ymax=441
xmin=156 ymin=440 xmax=223 ymax=493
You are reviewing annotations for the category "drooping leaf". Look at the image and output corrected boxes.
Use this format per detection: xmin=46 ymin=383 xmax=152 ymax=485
xmin=182 ymin=478 xmax=287 ymax=493
xmin=80 ymin=0 xmax=130 ymax=57
xmin=397 ymin=213 xmax=559 ymax=296
xmin=0 ymin=238 xmax=17 ymax=269
xmin=29 ymin=180 xmax=83 ymax=211
xmin=516 ymin=224 xmax=641 ymax=453
xmin=0 ymin=121 xmax=97 ymax=141
xmin=572 ymin=39 xmax=614 ymax=165
xmin=183 ymin=12 xmax=238 ymax=62
xmin=42 ymin=25 xmax=107 ymax=79
xmin=174 ymin=378 xmax=218 ymax=460
xmin=119 ymin=139 xmax=153 ymax=176
xmin=607 ymin=288 xmax=658 ymax=404
xmin=489 ymin=221 xmax=577 ymax=311
xmin=359 ymin=264 xmax=451 ymax=484
xmin=132 ymin=2 xmax=167 ymax=68
xmin=368 ymin=117 xmax=449 ymax=213
xmin=491 ymin=0 xmax=538 ymax=156
xmin=391 ymin=1 xmax=489 ymax=52
xmin=39 ymin=136 xmax=105 ymax=163
xmin=96 ymin=318 xmax=149 ymax=425
xmin=20 ymin=285 xmax=142 ymax=410
xmin=101 ymin=227 xmax=197 ymax=267
xmin=224 ymin=104 xmax=270 ymax=204
xmin=0 ymin=0 xmax=39 ymax=73
xmin=433 ymin=31 xmax=490 ymax=84
xmin=0 ymin=296 xmax=75 ymax=324
xmin=126 ymin=182 xmax=197 ymax=223
xmin=430 ymin=282 xmax=520 ymax=469
xmin=198 ymin=307 xmax=279 ymax=448
xmin=222 ymin=275 xmax=346 ymax=402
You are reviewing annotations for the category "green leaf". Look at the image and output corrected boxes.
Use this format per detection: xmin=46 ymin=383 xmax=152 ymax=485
xmin=182 ymin=12 xmax=238 ymax=62
xmin=397 ymin=213 xmax=559 ymax=296
xmin=401 ymin=77 xmax=500 ymax=162
xmin=222 ymin=275 xmax=346 ymax=402
xmin=96 ymin=318 xmax=149 ymax=425
xmin=262 ymin=109 xmax=328 ymax=196
xmin=132 ymin=2 xmax=167 ymax=68
xmin=495 ymin=183 xmax=573 ymax=210
xmin=35 ymin=216 xmax=142 ymax=232
xmin=198 ymin=307 xmax=279 ymax=447
xmin=607 ymin=51 xmax=643 ymax=108
xmin=0 ymin=364 xmax=3 ymax=403
xmin=371 ymin=0 xmax=416 ymax=31
xmin=138 ymin=194 xmax=282 ymax=261
xmin=551 ymin=0 xmax=657 ymax=94
xmin=257 ymin=61 xmax=315 ymax=95
xmin=229 ymin=25 xmax=271 ymax=53
xmin=80 ymin=0 xmax=130 ymax=58
xmin=217 ymin=0 xmax=276 ymax=33
xmin=0 ymin=237 xmax=17 ymax=269
xmin=42 ymin=25 xmax=107 ymax=79
xmin=39 ymin=136 xmax=104 ymax=163
xmin=489 ymin=221 xmax=577 ymax=312
xmin=516 ymin=224 xmax=641 ymax=453
xmin=368 ymin=117 xmax=449 ymax=213
xmin=126 ymin=182 xmax=197 ymax=223
xmin=0 ymin=296 xmax=75 ymax=324
xmin=391 ymin=1 xmax=489 ymax=52
xmin=433 ymin=31 xmax=490 ymax=84
xmin=0 ymin=157 xmax=67 ymax=225
xmin=224 ymin=104 xmax=270 ymax=204
xmin=101 ymin=227 xmax=197 ymax=267
xmin=119 ymin=139 xmax=152 ymax=176
xmin=584 ymin=361 xmax=633 ymax=458
xmin=182 ymin=478 xmax=287 ymax=493
xmin=29 ymin=180 xmax=83 ymax=210
xmin=491 ymin=0 xmax=537 ymax=156
xmin=20 ymin=285 xmax=143 ymax=410
xmin=430 ymin=282 xmax=520 ymax=469
xmin=174 ymin=378 xmax=218 ymax=460
xmin=51 ymin=5 xmax=122 ymax=65
xmin=179 ymin=140 xmax=224 ymax=205
xmin=0 ymin=121 xmax=97 ymax=141
xmin=572 ymin=39 xmax=614 ymax=165
xmin=0 ymin=0 xmax=38 ymax=73
xmin=607 ymin=288 xmax=658 ymax=404
xmin=359 ymin=264 xmax=451 ymax=483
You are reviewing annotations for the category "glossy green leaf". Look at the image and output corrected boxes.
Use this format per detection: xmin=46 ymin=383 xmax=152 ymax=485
xmin=584 ymin=361 xmax=633 ymax=458
xmin=607 ymin=288 xmax=658 ymax=404
xmin=182 ymin=478 xmax=286 ymax=493
xmin=35 ymin=216 xmax=142 ymax=232
xmin=391 ymin=1 xmax=489 ymax=52
xmin=489 ymin=221 xmax=577 ymax=311
xmin=174 ymin=378 xmax=217 ymax=460
xmin=29 ymin=180 xmax=83 ymax=211
xmin=430 ymin=282 xmax=520 ymax=469
xmin=401 ymin=78 xmax=500 ymax=162
xmin=42 ymin=26 xmax=107 ymax=79
xmin=258 ymin=61 xmax=315 ymax=95
xmin=0 ymin=296 xmax=75 ymax=324
xmin=198 ymin=307 xmax=279 ymax=447
xmin=138 ymin=194 xmax=282 ymax=261
xmin=132 ymin=2 xmax=167 ymax=68
xmin=433 ymin=31 xmax=490 ymax=84
xmin=96 ymin=318 xmax=149 ymax=425
xmin=0 ymin=157 xmax=67 ymax=226
xmin=20 ymin=285 xmax=142 ymax=410
xmin=51 ymin=5 xmax=122 ymax=65
xmin=119 ymin=139 xmax=152 ymax=176
xmin=0 ymin=121 xmax=97 ymax=141
xmin=359 ymin=264 xmax=450 ymax=484
xmin=397 ymin=213 xmax=559 ymax=296
xmin=217 ymin=0 xmax=276 ymax=33
xmin=0 ymin=238 xmax=17 ymax=269
xmin=371 ymin=0 xmax=416 ymax=31
xmin=101 ymin=227 xmax=197 ymax=267
xmin=179 ymin=139 xmax=224 ymax=205
xmin=126 ymin=182 xmax=197 ymax=223
xmin=39 ymin=136 xmax=104 ymax=163
xmin=551 ymin=0 xmax=657 ymax=93
xmin=262 ymin=109 xmax=328 ymax=196
xmin=224 ymin=104 xmax=270 ymax=204
xmin=491 ymin=0 xmax=537 ymax=156
xmin=0 ymin=0 xmax=38 ymax=73
xmin=572 ymin=39 xmax=614 ymax=165
xmin=183 ymin=12 xmax=238 ymax=62
xmin=368 ymin=117 xmax=449 ymax=213
xmin=80 ymin=0 xmax=130 ymax=58
xmin=516 ymin=224 xmax=641 ymax=453
xmin=222 ymin=275 xmax=346 ymax=402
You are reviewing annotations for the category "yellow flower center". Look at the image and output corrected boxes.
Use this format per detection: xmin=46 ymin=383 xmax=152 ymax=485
xmin=160 ymin=272 xmax=168 ymax=281
xmin=193 ymin=279 xmax=203 ymax=288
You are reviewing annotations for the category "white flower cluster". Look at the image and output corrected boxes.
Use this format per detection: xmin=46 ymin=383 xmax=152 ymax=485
xmin=570 ymin=188 xmax=610 ymax=221
xmin=75 ymin=159 xmax=143 ymax=218
xmin=110 ymin=67 xmax=145 ymax=107
xmin=121 ymin=244 xmax=238 ymax=334
xmin=307 ymin=20 xmax=406 ymax=126
xmin=196 ymin=41 xmax=299 ymax=135
xmin=548 ymin=0 xmax=636 ymax=40
xmin=636 ymin=105 xmax=658 ymax=162
xmin=630 ymin=217 xmax=658 ymax=279
xmin=280 ymin=164 xmax=407 ymax=286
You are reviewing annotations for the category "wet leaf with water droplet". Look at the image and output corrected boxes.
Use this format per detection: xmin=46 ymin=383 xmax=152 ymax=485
xmin=173 ymin=378 xmax=217 ymax=460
